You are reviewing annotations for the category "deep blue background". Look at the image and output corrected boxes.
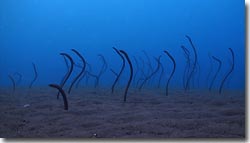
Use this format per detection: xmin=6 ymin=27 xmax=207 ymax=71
xmin=0 ymin=0 xmax=245 ymax=90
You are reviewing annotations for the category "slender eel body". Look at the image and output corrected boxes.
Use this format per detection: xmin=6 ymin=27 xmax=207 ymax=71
xmin=142 ymin=50 xmax=153 ymax=74
xmin=60 ymin=56 xmax=70 ymax=85
xmin=119 ymin=50 xmax=133 ymax=102
xmin=164 ymin=51 xmax=176 ymax=96
xmin=139 ymin=56 xmax=161 ymax=91
xmin=68 ymin=49 xmax=86 ymax=94
xmin=157 ymin=60 xmax=164 ymax=88
xmin=8 ymin=74 xmax=16 ymax=92
xmin=110 ymin=68 xmax=118 ymax=76
xmin=136 ymin=57 xmax=146 ymax=87
xmin=209 ymin=56 xmax=221 ymax=91
xmin=60 ymin=53 xmax=74 ymax=88
xmin=58 ymin=53 xmax=74 ymax=99
xmin=111 ymin=47 xmax=125 ymax=93
xmin=152 ymin=56 xmax=162 ymax=84
xmin=63 ymin=56 xmax=70 ymax=69
xmin=195 ymin=62 xmax=201 ymax=88
xmin=219 ymin=48 xmax=234 ymax=94
xmin=14 ymin=72 xmax=22 ymax=85
xmin=85 ymin=62 xmax=92 ymax=87
xmin=75 ymin=71 xmax=87 ymax=88
xmin=75 ymin=62 xmax=91 ymax=88
xmin=132 ymin=56 xmax=139 ymax=86
xmin=49 ymin=84 xmax=68 ymax=110
xmin=87 ymin=71 xmax=99 ymax=87
xmin=94 ymin=54 xmax=107 ymax=88
xmin=185 ymin=35 xmax=197 ymax=91
xmin=181 ymin=45 xmax=191 ymax=90
xmin=29 ymin=63 xmax=38 ymax=88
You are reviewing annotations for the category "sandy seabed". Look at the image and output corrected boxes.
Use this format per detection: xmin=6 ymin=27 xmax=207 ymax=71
xmin=0 ymin=87 xmax=245 ymax=138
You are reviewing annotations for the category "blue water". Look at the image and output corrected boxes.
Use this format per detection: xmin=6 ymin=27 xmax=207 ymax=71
xmin=0 ymin=0 xmax=245 ymax=91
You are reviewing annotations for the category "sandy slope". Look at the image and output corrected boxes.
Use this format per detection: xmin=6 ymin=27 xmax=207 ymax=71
xmin=0 ymin=87 xmax=245 ymax=138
